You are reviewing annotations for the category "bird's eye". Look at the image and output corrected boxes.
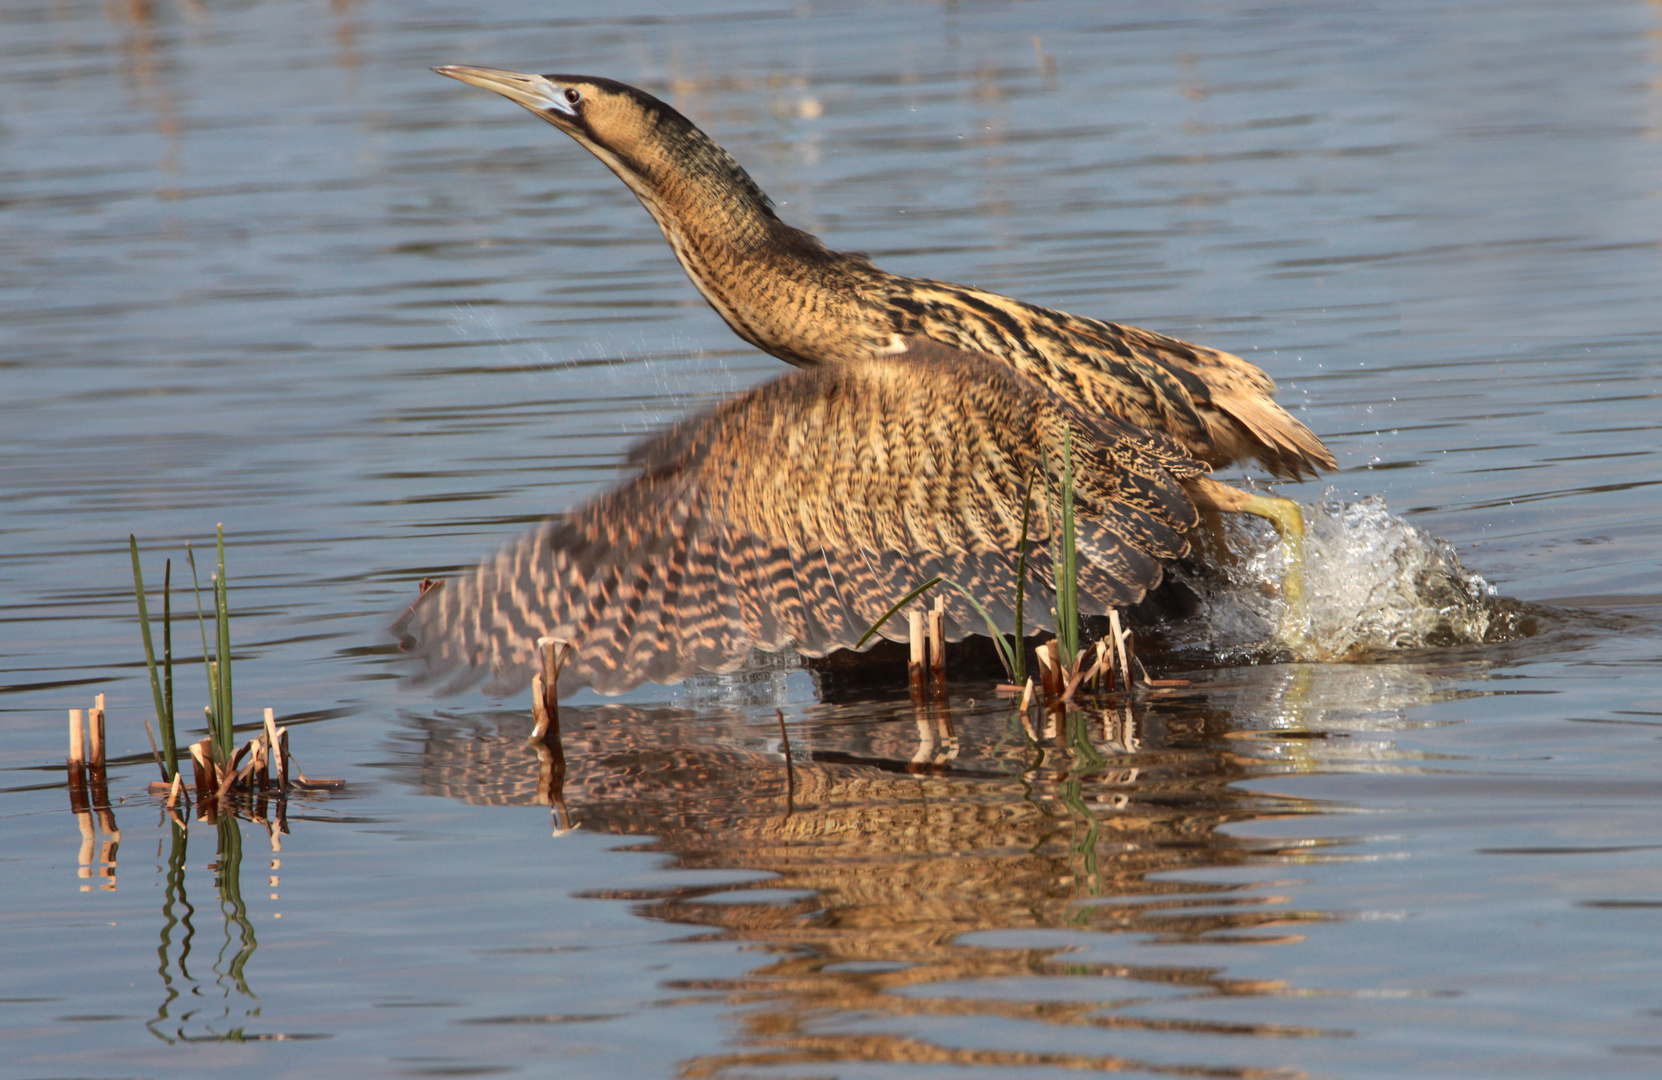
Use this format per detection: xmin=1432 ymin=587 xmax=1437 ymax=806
xmin=563 ymin=87 xmax=581 ymax=106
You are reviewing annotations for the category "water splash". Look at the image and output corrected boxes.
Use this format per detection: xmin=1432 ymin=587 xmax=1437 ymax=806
xmin=1165 ymin=491 xmax=1540 ymax=662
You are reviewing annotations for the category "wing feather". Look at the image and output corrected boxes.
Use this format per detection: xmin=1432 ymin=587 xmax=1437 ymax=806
xmin=395 ymin=339 xmax=1204 ymax=695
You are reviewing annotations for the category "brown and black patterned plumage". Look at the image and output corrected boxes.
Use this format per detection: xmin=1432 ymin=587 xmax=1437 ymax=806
xmin=430 ymin=68 xmax=1334 ymax=481
xmin=403 ymin=67 xmax=1335 ymax=694
xmin=396 ymin=338 xmax=1203 ymax=695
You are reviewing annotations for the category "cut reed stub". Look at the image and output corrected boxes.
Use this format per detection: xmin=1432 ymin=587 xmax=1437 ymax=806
xmin=265 ymin=708 xmax=285 ymax=790
xmin=66 ymin=709 xmax=90 ymax=813
xmin=1017 ymin=677 xmax=1039 ymax=742
xmin=907 ymin=610 xmax=927 ymax=697
xmin=531 ymin=671 xmax=548 ymax=733
xmin=1108 ymin=608 xmax=1135 ymax=688
xmin=1035 ymin=640 xmax=1063 ymax=706
xmin=276 ymin=726 xmax=290 ymax=789
xmin=189 ymin=738 xmax=214 ymax=801
xmin=530 ymin=637 xmax=571 ymax=742
xmin=68 ymin=709 xmax=86 ymax=768
xmin=776 ymin=707 xmax=795 ymax=812
xmin=89 ymin=694 xmax=106 ymax=769
xmin=214 ymin=739 xmax=255 ymax=800
xmin=927 ymin=599 xmax=946 ymax=688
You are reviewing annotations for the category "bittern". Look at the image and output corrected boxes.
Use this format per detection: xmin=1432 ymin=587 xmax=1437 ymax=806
xmin=400 ymin=68 xmax=1336 ymax=695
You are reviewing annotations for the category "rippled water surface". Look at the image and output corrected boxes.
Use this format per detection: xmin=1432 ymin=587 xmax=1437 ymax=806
xmin=4 ymin=1 xmax=1662 ymax=1077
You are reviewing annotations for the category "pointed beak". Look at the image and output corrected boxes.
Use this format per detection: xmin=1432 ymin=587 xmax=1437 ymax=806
xmin=433 ymin=65 xmax=577 ymax=119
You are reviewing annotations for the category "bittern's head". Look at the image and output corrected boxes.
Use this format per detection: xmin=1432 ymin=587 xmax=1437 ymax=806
xmin=432 ymin=66 xmax=774 ymax=225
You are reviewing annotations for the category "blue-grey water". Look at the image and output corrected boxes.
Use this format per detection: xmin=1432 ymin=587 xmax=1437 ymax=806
xmin=3 ymin=1 xmax=1662 ymax=1077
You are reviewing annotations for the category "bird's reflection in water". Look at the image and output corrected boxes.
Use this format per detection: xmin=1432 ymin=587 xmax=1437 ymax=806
xmin=399 ymin=662 xmax=1477 ymax=1076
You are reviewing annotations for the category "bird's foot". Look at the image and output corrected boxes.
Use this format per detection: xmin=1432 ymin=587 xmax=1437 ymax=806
xmin=1184 ymin=478 xmax=1312 ymax=656
xmin=1232 ymin=491 xmax=1311 ymax=654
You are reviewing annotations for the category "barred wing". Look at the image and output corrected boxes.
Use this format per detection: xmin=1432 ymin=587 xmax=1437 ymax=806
xmin=394 ymin=339 xmax=1203 ymax=696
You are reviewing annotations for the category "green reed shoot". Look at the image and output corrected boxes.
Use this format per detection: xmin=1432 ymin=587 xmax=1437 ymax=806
xmin=855 ymin=576 xmax=945 ymax=651
xmin=215 ymin=524 xmax=233 ymax=756
xmin=130 ymin=536 xmax=178 ymax=781
xmin=186 ymin=525 xmax=236 ymax=762
xmin=1054 ymin=427 xmax=1080 ymax=666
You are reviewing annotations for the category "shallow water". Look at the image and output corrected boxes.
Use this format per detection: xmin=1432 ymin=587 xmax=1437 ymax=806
xmin=3 ymin=1 xmax=1662 ymax=1077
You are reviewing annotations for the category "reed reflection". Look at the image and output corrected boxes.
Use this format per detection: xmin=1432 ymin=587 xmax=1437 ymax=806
xmin=65 ymin=704 xmax=122 ymax=892
xmin=145 ymin=813 xmax=269 ymax=1043
xmin=65 ymin=762 xmax=299 ymax=1044
xmin=398 ymin=661 xmax=1471 ymax=1075
xmin=59 ymin=739 xmax=339 ymax=1045
xmin=62 ymin=773 xmax=273 ymax=1043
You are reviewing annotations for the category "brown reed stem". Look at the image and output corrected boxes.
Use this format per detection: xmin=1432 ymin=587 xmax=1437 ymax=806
xmin=1109 ymin=609 xmax=1133 ymax=689
xmin=66 ymin=709 xmax=89 ymax=814
xmin=776 ymin=707 xmax=794 ymax=813
xmin=68 ymin=709 xmax=86 ymax=768
xmin=190 ymin=738 xmax=213 ymax=802
xmin=264 ymin=709 xmax=285 ymax=791
xmin=89 ymin=694 xmax=106 ymax=768
xmin=1035 ymin=640 xmax=1061 ymax=707
xmin=257 ymin=713 xmax=271 ymax=791
xmin=531 ymin=637 xmax=571 ymax=743
xmin=907 ymin=610 xmax=926 ymax=700
xmin=928 ymin=598 xmax=946 ymax=689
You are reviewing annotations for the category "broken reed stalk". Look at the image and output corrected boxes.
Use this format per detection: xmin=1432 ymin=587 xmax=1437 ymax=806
xmin=145 ymin=706 xmax=335 ymax=806
xmin=863 ymin=429 xmax=1141 ymax=703
xmin=214 ymin=738 xmax=255 ymax=800
xmin=1108 ymin=608 xmax=1133 ymax=690
xmin=257 ymin=719 xmax=270 ymax=790
xmin=126 ymin=531 xmax=344 ymax=814
xmin=64 ymin=702 xmax=120 ymax=891
xmin=189 ymin=738 xmax=213 ymax=801
xmin=265 ymin=708 xmax=286 ymax=791
xmin=528 ymin=638 xmax=574 ymax=833
xmin=1017 ymin=676 xmax=1041 ymax=743
xmin=83 ymin=694 xmax=120 ymax=847
xmin=530 ymin=637 xmax=571 ymax=743
xmin=928 ymin=598 xmax=946 ymax=688
xmin=907 ymin=610 xmax=927 ymax=698
xmin=68 ymin=708 xmax=86 ymax=769
xmin=88 ymin=693 xmax=106 ymax=771
xmin=776 ymin=707 xmax=794 ymax=810
xmin=67 ymin=708 xmax=89 ymax=813
xmin=277 ymin=727 xmax=292 ymax=787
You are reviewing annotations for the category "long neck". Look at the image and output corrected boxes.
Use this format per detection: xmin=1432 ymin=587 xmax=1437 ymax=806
xmin=615 ymin=128 xmax=888 ymax=364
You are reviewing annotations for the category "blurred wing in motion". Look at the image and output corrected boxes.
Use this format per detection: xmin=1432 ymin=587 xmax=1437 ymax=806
xmin=394 ymin=339 xmax=1204 ymax=696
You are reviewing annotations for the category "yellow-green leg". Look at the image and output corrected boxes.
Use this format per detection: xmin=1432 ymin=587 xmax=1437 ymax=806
xmin=1186 ymin=478 xmax=1311 ymax=651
